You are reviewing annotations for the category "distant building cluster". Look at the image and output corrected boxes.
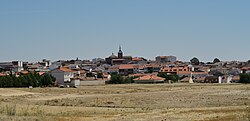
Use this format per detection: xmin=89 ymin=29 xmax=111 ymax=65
xmin=0 ymin=45 xmax=249 ymax=87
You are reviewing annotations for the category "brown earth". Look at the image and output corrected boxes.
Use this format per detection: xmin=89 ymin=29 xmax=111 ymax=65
xmin=0 ymin=83 xmax=249 ymax=121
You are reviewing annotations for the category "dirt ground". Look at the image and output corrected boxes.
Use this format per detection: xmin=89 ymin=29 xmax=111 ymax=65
xmin=0 ymin=83 xmax=249 ymax=121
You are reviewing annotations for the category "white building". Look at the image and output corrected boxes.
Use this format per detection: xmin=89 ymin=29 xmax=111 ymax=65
xmin=51 ymin=67 xmax=79 ymax=87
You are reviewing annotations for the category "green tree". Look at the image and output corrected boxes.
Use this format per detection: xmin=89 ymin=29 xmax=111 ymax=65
xmin=109 ymin=74 xmax=124 ymax=84
xmin=239 ymin=74 xmax=250 ymax=83
xmin=190 ymin=57 xmax=200 ymax=65
xmin=123 ymin=76 xmax=135 ymax=84
xmin=213 ymin=58 xmax=221 ymax=63
xmin=157 ymin=73 xmax=179 ymax=83
xmin=247 ymin=60 xmax=250 ymax=64
xmin=40 ymin=73 xmax=54 ymax=87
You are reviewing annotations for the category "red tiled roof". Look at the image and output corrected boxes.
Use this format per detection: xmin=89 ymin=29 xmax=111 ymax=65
xmin=119 ymin=64 xmax=137 ymax=69
xmin=108 ymin=65 xmax=119 ymax=70
xmin=38 ymin=72 xmax=45 ymax=75
xmin=241 ymin=67 xmax=250 ymax=70
xmin=57 ymin=67 xmax=75 ymax=72
xmin=133 ymin=75 xmax=165 ymax=81
xmin=0 ymin=73 xmax=6 ymax=76
xmin=132 ymin=57 xmax=143 ymax=61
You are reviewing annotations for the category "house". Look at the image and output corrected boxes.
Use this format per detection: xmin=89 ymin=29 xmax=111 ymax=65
xmin=108 ymin=64 xmax=139 ymax=75
xmin=118 ymin=64 xmax=139 ymax=76
xmin=160 ymin=66 xmax=208 ymax=78
xmin=128 ymin=57 xmax=147 ymax=64
xmin=50 ymin=67 xmax=80 ymax=87
xmin=159 ymin=66 xmax=191 ymax=75
xmin=144 ymin=63 xmax=162 ymax=73
xmin=108 ymin=65 xmax=119 ymax=74
xmin=133 ymin=74 xmax=165 ymax=83
xmin=241 ymin=67 xmax=250 ymax=74
xmin=0 ymin=61 xmax=24 ymax=72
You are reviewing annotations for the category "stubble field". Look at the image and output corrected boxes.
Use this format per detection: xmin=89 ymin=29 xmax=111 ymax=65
xmin=0 ymin=83 xmax=249 ymax=121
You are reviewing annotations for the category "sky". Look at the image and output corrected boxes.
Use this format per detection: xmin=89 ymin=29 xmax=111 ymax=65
xmin=0 ymin=0 xmax=250 ymax=62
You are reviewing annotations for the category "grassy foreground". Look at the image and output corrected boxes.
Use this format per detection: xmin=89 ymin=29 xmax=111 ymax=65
xmin=0 ymin=83 xmax=249 ymax=121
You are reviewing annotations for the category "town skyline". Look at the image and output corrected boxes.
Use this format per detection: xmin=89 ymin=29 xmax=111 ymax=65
xmin=0 ymin=45 xmax=249 ymax=63
xmin=1 ymin=0 xmax=250 ymax=62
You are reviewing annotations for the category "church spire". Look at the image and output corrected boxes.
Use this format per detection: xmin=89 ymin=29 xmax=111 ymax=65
xmin=119 ymin=45 xmax=121 ymax=51
xmin=118 ymin=45 xmax=123 ymax=59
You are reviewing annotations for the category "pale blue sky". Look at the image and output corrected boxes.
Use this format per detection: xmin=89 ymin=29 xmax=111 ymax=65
xmin=0 ymin=0 xmax=249 ymax=62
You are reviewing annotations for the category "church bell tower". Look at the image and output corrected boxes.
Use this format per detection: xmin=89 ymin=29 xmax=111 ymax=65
xmin=118 ymin=45 xmax=123 ymax=59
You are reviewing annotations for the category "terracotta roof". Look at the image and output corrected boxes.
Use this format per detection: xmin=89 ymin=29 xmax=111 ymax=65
xmin=241 ymin=67 xmax=250 ymax=70
xmin=133 ymin=75 xmax=165 ymax=81
xmin=108 ymin=65 xmax=119 ymax=70
xmin=178 ymin=71 xmax=191 ymax=75
xmin=119 ymin=64 xmax=137 ymax=69
xmin=57 ymin=67 xmax=75 ymax=72
xmin=19 ymin=70 xmax=29 ymax=74
xmin=132 ymin=57 xmax=143 ymax=61
xmin=38 ymin=72 xmax=45 ymax=75
xmin=0 ymin=73 xmax=6 ymax=76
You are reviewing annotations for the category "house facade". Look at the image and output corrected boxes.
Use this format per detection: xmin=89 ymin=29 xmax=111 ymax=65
xmin=51 ymin=67 xmax=77 ymax=86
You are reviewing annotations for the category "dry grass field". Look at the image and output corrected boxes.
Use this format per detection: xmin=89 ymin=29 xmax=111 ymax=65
xmin=0 ymin=83 xmax=249 ymax=121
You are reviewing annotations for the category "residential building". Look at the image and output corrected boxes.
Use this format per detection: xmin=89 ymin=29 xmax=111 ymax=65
xmin=51 ymin=67 xmax=79 ymax=87
xmin=0 ymin=61 xmax=24 ymax=72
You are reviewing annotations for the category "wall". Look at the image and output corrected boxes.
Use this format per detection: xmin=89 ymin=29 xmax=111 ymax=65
xmin=80 ymin=80 xmax=106 ymax=86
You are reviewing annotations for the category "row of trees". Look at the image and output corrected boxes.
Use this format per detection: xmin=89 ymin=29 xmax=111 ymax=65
xmin=190 ymin=57 xmax=221 ymax=65
xmin=0 ymin=73 xmax=56 ymax=88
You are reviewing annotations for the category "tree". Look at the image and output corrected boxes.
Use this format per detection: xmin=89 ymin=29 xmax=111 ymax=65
xmin=239 ymin=74 xmax=250 ymax=83
xmin=157 ymin=73 xmax=179 ymax=83
xmin=190 ymin=57 xmax=200 ymax=65
xmin=109 ymin=74 xmax=124 ymax=84
xmin=247 ymin=60 xmax=250 ymax=64
xmin=0 ymin=73 xmax=55 ymax=88
xmin=213 ymin=58 xmax=220 ymax=63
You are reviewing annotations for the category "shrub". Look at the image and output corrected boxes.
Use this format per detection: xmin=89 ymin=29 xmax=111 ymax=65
xmin=239 ymin=74 xmax=250 ymax=83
